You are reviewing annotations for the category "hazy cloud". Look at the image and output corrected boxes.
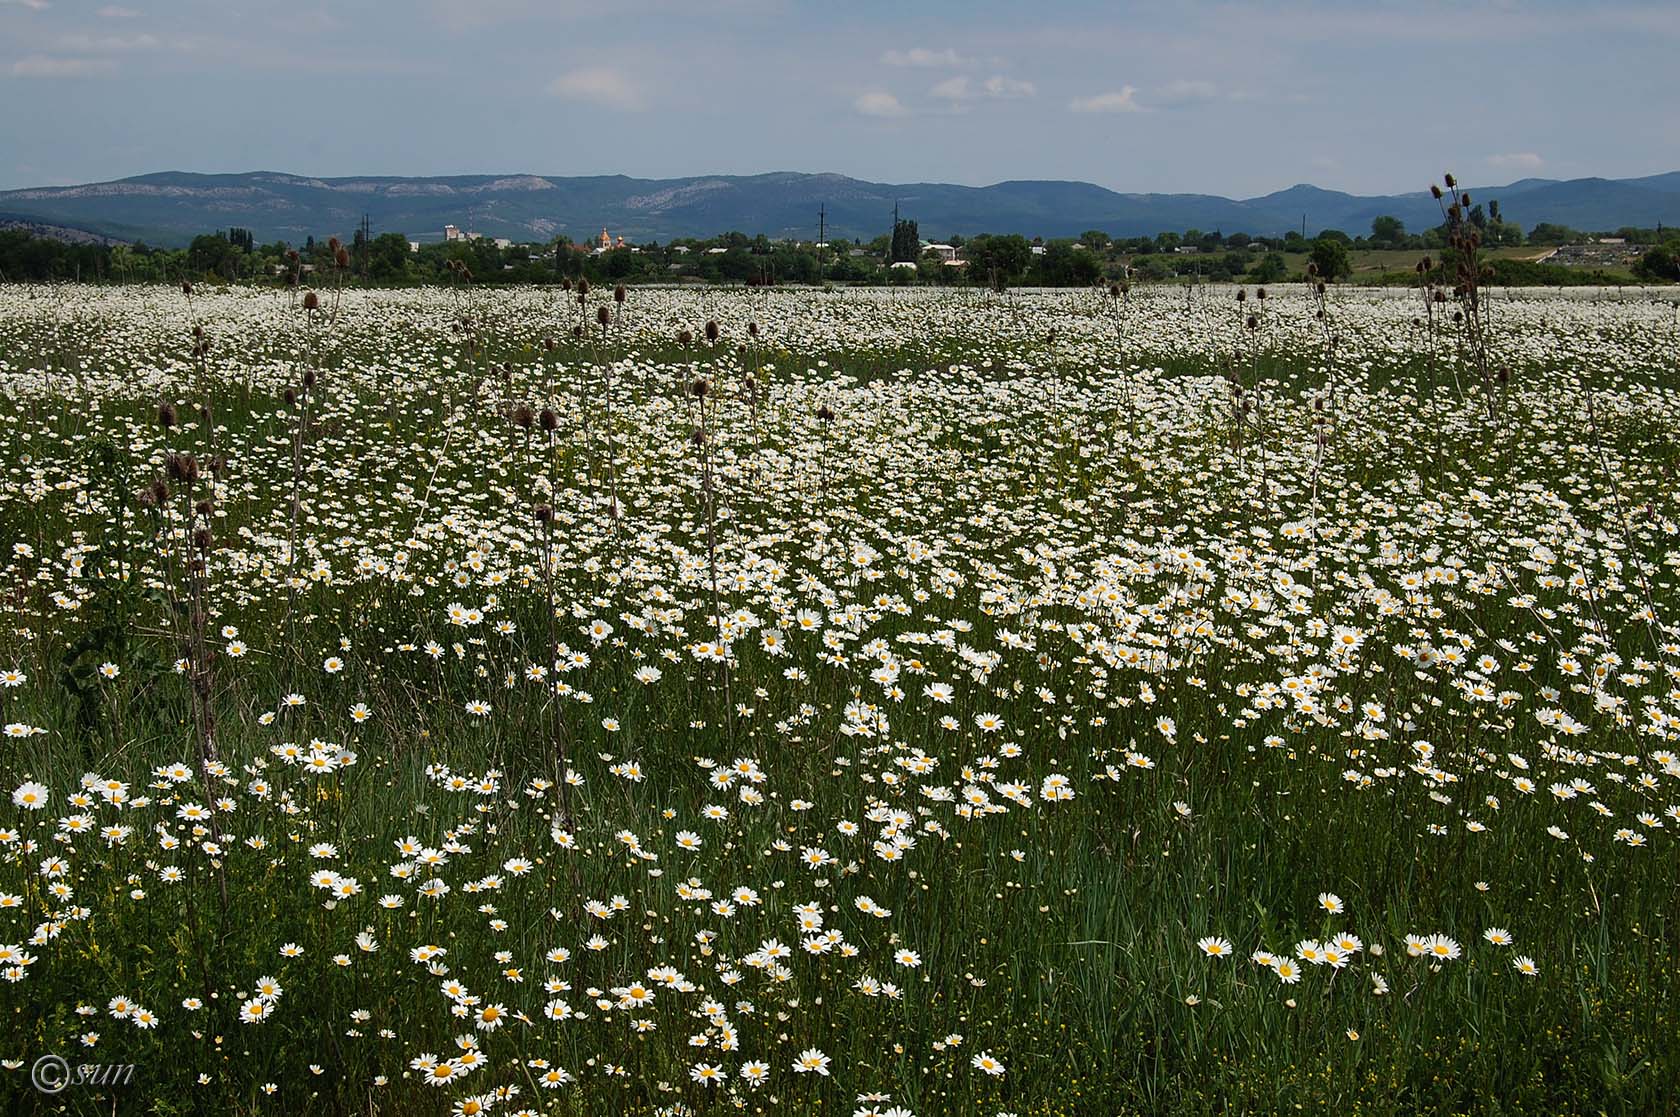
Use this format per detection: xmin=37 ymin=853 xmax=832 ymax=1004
xmin=1 ymin=0 xmax=52 ymax=10
xmin=930 ymin=76 xmax=971 ymax=102
xmin=548 ymin=66 xmax=644 ymax=110
xmin=933 ymin=74 xmax=1035 ymax=104
xmin=854 ymin=91 xmax=908 ymax=118
xmin=1154 ymin=79 xmax=1218 ymax=107
xmin=1069 ymin=87 xmax=1142 ymax=113
xmin=9 ymin=55 xmax=115 ymax=77
xmin=983 ymin=75 xmax=1035 ymax=99
xmin=1486 ymin=151 xmax=1544 ymax=170
xmin=97 ymin=5 xmax=140 ymax=16
xmin=57 ymin=32 xmax=160 ymax=51
xmin=881 ymin=46 xmax=968 ymax=68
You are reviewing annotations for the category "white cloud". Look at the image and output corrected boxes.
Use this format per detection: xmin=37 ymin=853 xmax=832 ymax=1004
xmin=930 ymin=75 xmax=971 ymax=101
xmin=57 ymin=32 xmax=161 ymax=51
xmin=1154 ymin=79 xmax=1217 ymax=107
xmin=1486 ymin=152 xmax=1544 ymax=170
xmin=98 ymin=5 xmax=141 ymax=16
xmin=1 ymin=0 xmax=52 ymax=10
xmin=853 ymin=90 xmax=907 ymax=118
xmin=9 ymin=55 xmax=115 ymax=77
xmin=983 ymin=75 xmax=1034 ymax=99
xmin=881 ymin=46 xmax=967 ymax=68
xmin=932 ymin=74 xmax=1033 ymax=104
xmin=548 ymin=66 xmax=644 ymax=110
xmin=1069 ymin=86 xmax=1141 ymax=113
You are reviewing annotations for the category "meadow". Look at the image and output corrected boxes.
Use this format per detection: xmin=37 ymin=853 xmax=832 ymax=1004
xmin=0 ymin=276 xmax=1677 ymax=1116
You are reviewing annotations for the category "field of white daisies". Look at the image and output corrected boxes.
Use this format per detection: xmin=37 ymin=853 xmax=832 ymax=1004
xmin=1 ymin=280 xmax=1678 ymax=1116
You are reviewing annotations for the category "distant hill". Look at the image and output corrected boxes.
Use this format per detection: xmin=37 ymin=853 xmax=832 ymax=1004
xmin=0 ymin=213 xmax=128 ymax=246
xmin=0 ymin=169 xmax=1675 ymax=248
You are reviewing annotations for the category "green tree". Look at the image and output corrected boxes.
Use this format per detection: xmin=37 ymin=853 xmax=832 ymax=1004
xmin=889 ymin=218 xmax=920 ymax=263
xmin=187 ymin=233 xmax=241 ymax=280
xmin=1370 ymin=215 xmax=1405 ymax=245
xmin=1248 ymin=252 xmax=1288 ymax=284
xmin=965 ymin=234 xmax=1032 ymax=290
xmin=1310 ymin=236 xmax=1351 ymax=281
xmin=1634 ymin=241 xmax=1680 ymax=281
xmin=367 ymin=232 xmax=412 ymax=281
xmin=1528 ymin=223 xmax=1581 ymax=245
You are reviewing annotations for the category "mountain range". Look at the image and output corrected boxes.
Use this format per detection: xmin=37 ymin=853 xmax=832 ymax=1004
xmin=3 ymin=170 xmax=1677 ymax=248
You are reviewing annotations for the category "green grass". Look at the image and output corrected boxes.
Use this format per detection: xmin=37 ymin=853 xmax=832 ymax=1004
xmin=0 ymin=282 xmax=1677 ymax=1116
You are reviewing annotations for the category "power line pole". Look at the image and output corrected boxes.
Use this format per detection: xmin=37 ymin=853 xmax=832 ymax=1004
xmin=817 ymin=203 xmax=826 ymax=286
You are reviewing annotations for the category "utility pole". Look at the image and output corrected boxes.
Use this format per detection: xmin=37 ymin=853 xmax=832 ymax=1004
xmin=817 ymin=203 xmax=826 ymax=286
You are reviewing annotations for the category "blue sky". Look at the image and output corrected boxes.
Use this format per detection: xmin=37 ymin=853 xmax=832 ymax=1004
xmin=2 ymin=0 xmax=1676 ymax=195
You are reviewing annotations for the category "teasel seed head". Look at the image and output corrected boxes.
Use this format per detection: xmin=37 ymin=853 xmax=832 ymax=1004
xmin=747 ymin=321 xmax=759 ymax=338
xmin=614 ymin=284 xmax=627 ymax=304
xmin=677 ymin=328 xmax=694 ymax=347
xmin=158 ymin=402 xmax=177 ymax=428
xmin=704 ymin=320 xmax=720 ymax=343
xmin=597 ymin=306 xmax=611 ymax=327
xmin=302 ymin=290 xmax=320 ymax=311
xmin=166 ymin=452 xmax=199 ymax=484
xmin=512 ymin=404 xmax=533 ymax=429
xmin=539 ymin=408 xmax=558 ymax=432
xmin=533 ymin=503 xmax=553 ymax=524
xmin=691 ymin=378 xmax=710 ymax=399
xmin=817 ymin=404 xmax=835 ymax=423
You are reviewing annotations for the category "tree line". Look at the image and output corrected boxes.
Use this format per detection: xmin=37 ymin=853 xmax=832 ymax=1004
xmin=2 ymin=215 xmax=1676 ymax=287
